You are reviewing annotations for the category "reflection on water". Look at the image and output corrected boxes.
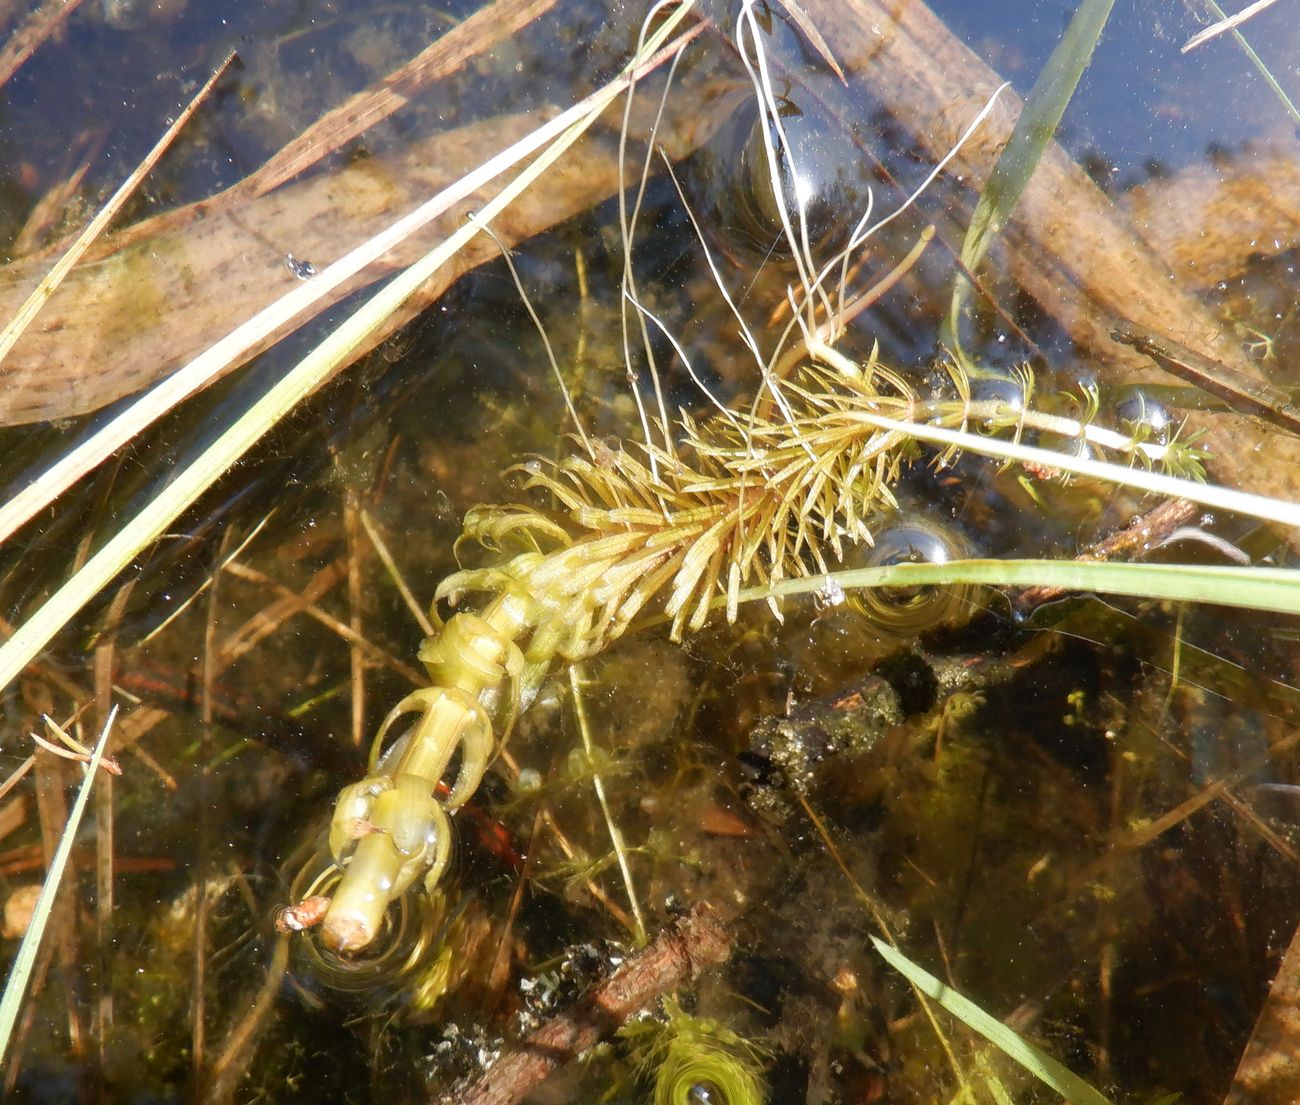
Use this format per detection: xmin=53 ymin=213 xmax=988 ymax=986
xmin=1 ymin=0 xmax=1298 ymax=1102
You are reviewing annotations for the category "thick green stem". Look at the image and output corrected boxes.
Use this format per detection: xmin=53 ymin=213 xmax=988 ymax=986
xmin=321 ymin=827 xmax=406 ymax=952
xmin=320 ymin=588 xmax=538 ymax=952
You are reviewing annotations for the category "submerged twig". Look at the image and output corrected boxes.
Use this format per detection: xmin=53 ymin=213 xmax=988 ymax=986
xmin=30 ymin=725 xmax=87 ymax=1070
xmin=92 ymin=583 xmax=133 ymax=1072
xmin=1111 ymin=319 xmax=1300 ymax=438
xmin=343 ymin=489 xmax=368 ymax=749
xmin=223 ymin=560 xmax=425 ymax=685
xmin=570 ymin=665 xmax=647 ymax=943
xmin=200 ymin=935 xmax=291 ymax=1105
xmin=190 ymin=535 xmax=231 ymax=1088
xmin=496 ymin=748 xmax=637 ymax=935
xmin=360 ymin=507 xmax=437 ymax=638
xmin=1014 ymin=497 xmax=1199 ymax=610
xmin=455 ymin=904 xmax=731 ymax=1105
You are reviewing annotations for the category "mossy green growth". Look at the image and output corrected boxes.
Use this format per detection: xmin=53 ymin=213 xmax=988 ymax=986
xmin=621 ymin=998 xmax=768 ymax=1105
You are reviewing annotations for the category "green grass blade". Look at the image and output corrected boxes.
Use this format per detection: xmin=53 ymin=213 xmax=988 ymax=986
xmin=1189 ymin=0 xmax=1299 ymax=123
xmin=0 ymin=707 xmax=117 ymax=1066
xmin=870 ymin=936 xmax=1116 ymax=1105
xmin=748 ymin=558 xmax=1300 ymax=617
xmin=944 ymin=0 xmax=1116 ymax=354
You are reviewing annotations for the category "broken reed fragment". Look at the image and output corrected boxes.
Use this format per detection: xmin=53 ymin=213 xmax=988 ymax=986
xmin=32 ymin=715 xmax=122 ymax=776
xmin=301 ymin=352 xmax=1205 ymax=952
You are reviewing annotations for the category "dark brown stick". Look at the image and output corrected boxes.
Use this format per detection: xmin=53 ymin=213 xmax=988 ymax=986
xmin=1014 ymin=497 xmax=1198 ymax=611
xmin=454 ymin=904 xmax=731 ymax=1105
xmin=1111 ymin=321 xmax=1300 ymax=438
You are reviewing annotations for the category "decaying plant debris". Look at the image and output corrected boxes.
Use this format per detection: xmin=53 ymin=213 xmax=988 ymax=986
xmin=0 ymin=80 xmax=737 ymax=426
xmin=0 ymin=0 xmax=1294 ymax=438
xmin=2 ymin=0 xmax=1300 ymax=1102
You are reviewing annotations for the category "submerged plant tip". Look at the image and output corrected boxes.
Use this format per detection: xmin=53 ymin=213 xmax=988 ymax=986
xmin=279 ymin=0 xmax=1225 ymax=966
xmin=292 ymin=348 xmax=1203 ymax=950
xmin=622 ymin=998 xmax=769 ymax=1105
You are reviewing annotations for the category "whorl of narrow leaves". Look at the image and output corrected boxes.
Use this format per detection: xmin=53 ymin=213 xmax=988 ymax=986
xmin=312 ymin=351 xmax=1206 ymax=952
xmin=438 ymin=352 xmax=1203 ymax=650
xmin=438 ymin=351 xmax=919 ymax=646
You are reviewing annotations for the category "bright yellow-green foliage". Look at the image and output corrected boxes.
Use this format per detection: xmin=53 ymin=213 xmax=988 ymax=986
xmin=621 ymin=998 xmax=769 ymax=1105
xmin=307 ymin=352 xmax=1201 ymax=953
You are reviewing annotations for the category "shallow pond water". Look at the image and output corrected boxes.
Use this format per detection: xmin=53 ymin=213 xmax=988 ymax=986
xmin=1 ymin=1 xmax=1298 ymax=1103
